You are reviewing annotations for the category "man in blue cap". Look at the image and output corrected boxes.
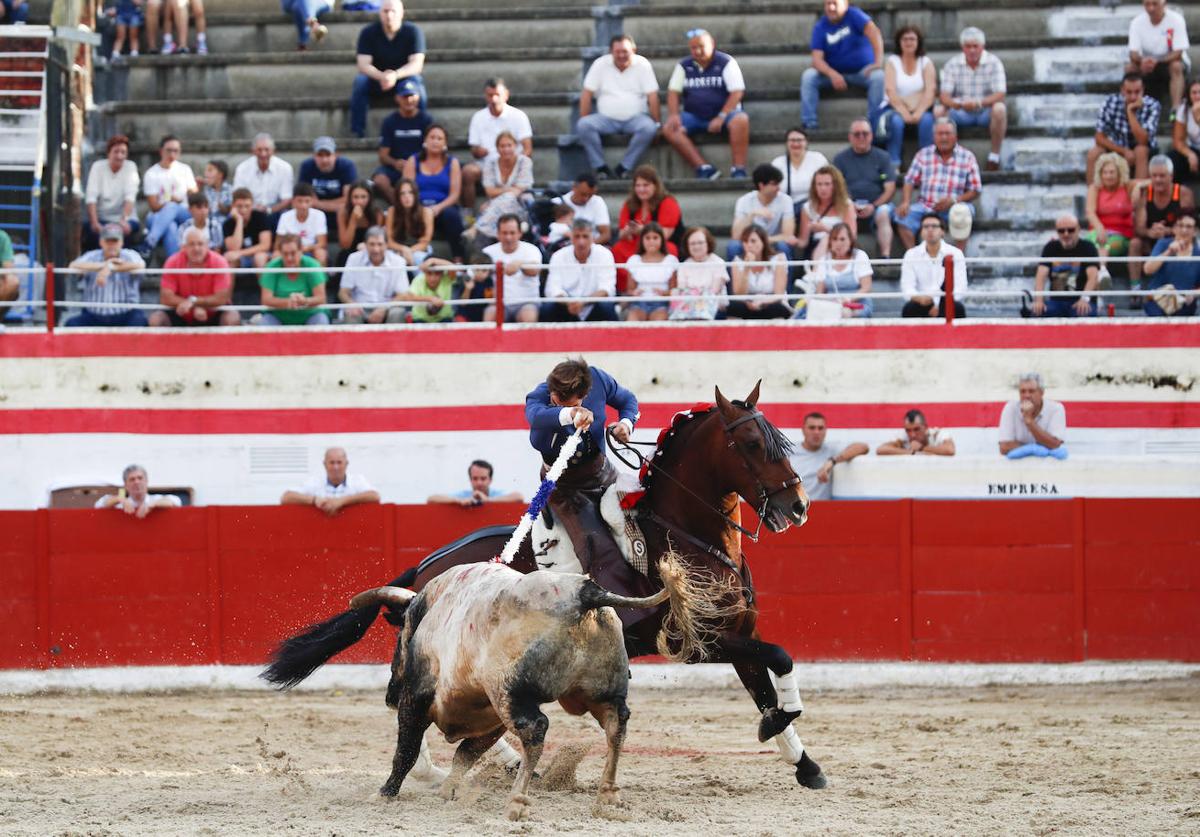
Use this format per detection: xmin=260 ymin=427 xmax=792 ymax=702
xmin=372 ymin=78 xmax=434 ymax=204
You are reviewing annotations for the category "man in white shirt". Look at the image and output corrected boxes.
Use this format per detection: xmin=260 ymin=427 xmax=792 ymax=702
xmin=576 ymin=34 xmax=661 ymax=180
xmin=542 ymin=220 xmax=617 ymax=322
xmin=339 ymin=226 xmax=419 ymax=324
xmin=787 ymin=412 xmax=868 ymax=502
xmin=280 ymin=447 xmax=381 ymax=516
xmin=139 ymin=134 xmax=198 ymax=260
xmin=462 ymin=77 xmax=534 ymax=210
xmin=94 ymin=464 xmax=183 ymax=518
xmin=233 ymin=132 xmax=295 ymax=220
xmin=84 ymin=135 xmax=140 ymax=251
xmin=899 ymin=212 xmax=968 ymax=318
xmin=729 ymin=163 xmax=798 ymax=259
xmin=481 ymin=213 xmax=543 ymax=322
xmin=998 ymin=372 xmax=1068 ymax=460
xmin=552 ymin=173 xmax=612 ymax=244
xmin=274 ymin=183 xmax=329 ymax=265
xmin=1126 ymin=0 xmax=1190 ymax=109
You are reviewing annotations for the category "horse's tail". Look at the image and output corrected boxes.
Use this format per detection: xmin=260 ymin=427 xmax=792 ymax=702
xmin=654 ymin=549 xmax=746 ymax=664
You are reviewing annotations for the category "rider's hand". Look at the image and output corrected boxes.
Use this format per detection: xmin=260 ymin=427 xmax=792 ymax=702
xmin=571 ymin=406 xmax=594 ymax=430
xmin=609 ymin=421 xmax=630 ymax=444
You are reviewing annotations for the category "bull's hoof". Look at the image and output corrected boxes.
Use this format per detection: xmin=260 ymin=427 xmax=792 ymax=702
xmin=379 ymin=780 xmax=401 ymax=798
xmin=795 ymin=752 xmax=827 ymax=789
xmin=505 ymin=793 xmax=531 ymax=821
xmin=596 ymin=782 xmax=621 ymax=806
xmin=758 ymin=707 xmax=802 ymax=742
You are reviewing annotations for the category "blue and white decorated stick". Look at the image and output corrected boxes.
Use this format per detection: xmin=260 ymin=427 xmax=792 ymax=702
xmin=498 ymin=427 xmax=584 ymax=565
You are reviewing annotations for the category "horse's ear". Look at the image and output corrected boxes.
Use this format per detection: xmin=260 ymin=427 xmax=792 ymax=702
xmin=745 ymin=379 xmax=762 ymax=408
xmin=714 ymin=385 xmax=736 ymax=419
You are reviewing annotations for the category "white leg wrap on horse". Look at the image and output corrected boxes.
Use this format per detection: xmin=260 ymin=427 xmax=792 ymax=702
xmin=775 ymin=724 xmax=805 ymax=765
xmin=490 ymin=737 xmax=522 ymax=769
xmin=410 ymin=733 xmax=449 ymax=782
xmin=774 ymin=671 xmax=803 ymax=713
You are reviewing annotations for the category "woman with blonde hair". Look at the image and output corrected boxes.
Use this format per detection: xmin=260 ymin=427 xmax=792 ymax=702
xmin=1082 ymin=151 xmax=1138 ymax=286
xmin=798 ymin=165 xmax=856 ymax=261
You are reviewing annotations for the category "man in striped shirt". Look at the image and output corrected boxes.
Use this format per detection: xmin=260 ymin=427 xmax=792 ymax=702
xmin=65 ymin=223 xmax=148 ymax=327
xmin=894 ymin=118 xmax=982 ymax=250
xmin=935 ymin=27 xmax=1008 ymax=172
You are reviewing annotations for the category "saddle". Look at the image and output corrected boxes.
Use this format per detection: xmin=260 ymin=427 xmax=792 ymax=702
xmin=531 ymin=485 xmax=650 ymax=576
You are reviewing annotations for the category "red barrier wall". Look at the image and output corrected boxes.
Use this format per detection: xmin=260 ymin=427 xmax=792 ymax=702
xmin=2 ymin=500 xmax=1197 ymax=670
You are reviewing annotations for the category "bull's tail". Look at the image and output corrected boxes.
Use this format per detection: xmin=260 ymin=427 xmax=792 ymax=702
xmin=261 ymin=589 xmax=409 ymax=690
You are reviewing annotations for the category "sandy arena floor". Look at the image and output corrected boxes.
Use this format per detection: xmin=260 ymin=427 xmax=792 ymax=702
xmin=1 ymin=678 xmax=1198 ymax=836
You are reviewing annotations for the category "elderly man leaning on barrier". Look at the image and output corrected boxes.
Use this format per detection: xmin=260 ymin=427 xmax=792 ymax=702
xmin=877 ymin=408 xmax=956 ymax=456
xmin=94 ymin=464 xmax=182 ymax=517
xmin=1030 ymin=213 xmax=1099 ymax=318
xmin=66 ymin=224 xmax=148 ymax=328
xmin=150 ymin=227 xmax=240 ymax=327
xmin=899 ymin=212 xmax=967 ymax=318
xmin=1142 ymin=211 xmax=1200 ymax=317
xmin=787 ymin=412 xmax=868 ymax=501
xmin=281 ymin=447 xmax=381 ymax=516
xmin=998 ymin=373 xmax=1068 ymax=460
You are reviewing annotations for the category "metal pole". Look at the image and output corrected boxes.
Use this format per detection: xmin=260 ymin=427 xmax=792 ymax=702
xmin=494 ymin=261 xmax=504 ymax=330
xmin=942 ymin=254 xmax=955 ymax=324
xmin=45 ymin=262 xmax=55 ymax=333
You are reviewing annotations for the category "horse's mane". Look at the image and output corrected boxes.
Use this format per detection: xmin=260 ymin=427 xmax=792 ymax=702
xmin=730 ymin=399 xmax=796 ymax=463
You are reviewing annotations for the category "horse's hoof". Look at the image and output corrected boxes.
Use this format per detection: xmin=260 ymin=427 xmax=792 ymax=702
xmin=505 ymin=793 xmax=531 ymax=821
xmin=758 ymin=707 xmax=802 ymax=742
xmin=795 ymin=752 xmax=827 ymax=789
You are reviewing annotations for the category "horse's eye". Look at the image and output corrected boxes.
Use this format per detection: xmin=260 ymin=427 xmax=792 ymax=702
xmin=745 ymin=439 xmax=761 ymax=452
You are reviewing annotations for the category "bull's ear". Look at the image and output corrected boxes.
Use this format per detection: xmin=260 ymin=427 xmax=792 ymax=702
xmin=744 ymin=379 xmax=762 ymax=408
xmin=715 ymin=386 xmax=737 ymax=420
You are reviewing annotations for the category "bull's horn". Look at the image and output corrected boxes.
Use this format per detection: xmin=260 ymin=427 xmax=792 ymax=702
xmin=349 ymin=586 xmax=417 ymax=610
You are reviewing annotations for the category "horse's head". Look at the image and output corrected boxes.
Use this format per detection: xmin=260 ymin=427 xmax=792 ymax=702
xmin=713 ymin=382 xmax=810 ymax=532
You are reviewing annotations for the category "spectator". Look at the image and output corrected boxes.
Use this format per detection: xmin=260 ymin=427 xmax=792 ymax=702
xmin=998 ymin=373 xmax=1068 ymax=460
xmin=542 ymin=220 xmax=617 ymax=322
xmin=150 ymin=226 xmax=240 ymax=327
xmin=281 ymin=0 xmax=329 ymax=52
xmin=233 ymin=133 xmax=294 ymax=221
xmin=340 ymin=225 xmax=420 ymax=324
xmin=402 ymin=123 xmax=465 ymax=261
xmin=148 ymin=0 xmax=208 ymax=55
xmin=729 ymin=164 xmax=797 ymax=260
xmin=470 ymin=131 xmax=533 ymax=246
xmin=1029 ymin=213 xmax=1099 ymax=318
xmin=798 ymin=165 xmax=856 ymax=261
xmin=1082 ymin=152 xmax=1138 ymax=287
xmin=576 ymin=34 xmax=661 ymax=180
xmin=1086 ymin=71 xmax=1159 ymax=182
xmin=259 ymin=234 xmax=330 ymax=326
xmin=350 ymin=0 xmax=426 ymax=139
xmin=622 ymin=221 xmax=677 ymax=322
xmin=1170 ymin=78 xmax=1200 ymax=186
xmin=610 ymin=165 xmax=682 ymax=287
xmin=66 ymin=224 xmax=148 ymax=327
xmin=407 ymin=258 xmax=456 ymax=323
xmin=371 ymin=79 xmax=432 ymax=205
xmin=894 ymin=118 xmax=981 ymax=250
xmin=222 ymin=187 xmax=274 ymax=271
xmin=452 ymin=255 xmax=495 ymax=322
xmin=787 ymin=412 xmax=868 ymax=501
xmin=275 ymin=183 xmax=329 ymax=266
xmin=0 ymin=0 xmax=29 ymax=24
xmin=1126 ymin=0 xmax=1190 ymax=109
xmin=481 ymin=213 xmax=543 ymax=323
xmin=94 ymin=464 xmax=182 ymax=517
xmin=772 ymin=128 xmax=828 ymax=212
xmin=670 ymin=225 xmax=727 ymax=321
xmin=281 ymin=447 xmax=381 ymax=515
xmin=427 ymin=459 xmax=523 ymax=506
xmin=801 ymin=222 xmax=873 ymax=318
xmin=1143 ymin=212 xmax=1200 ymax=317
xmin=385 ymin=178 xmax=433 ymax=266
xmin=727 ymin=226 xmax=791 ymax=320
xmin=463 ymin=78 xmax=533 ymax=211
xmin=298 ymin=136 xmax=358 ymax=228
xmin=899 ymin=212 xmax=967 ymax=318
xmin=175 ymin=191 xmax=224 ymax=251
xmin=552 ymin=173 xmax=612 ymax=245
xmin=545 ymin=203 xmax=575 ymax=248
xmin=880 ymin=24 xmax=936 ymax=169
xmin=876 ymin=408 xmax=956 ymax=456
xmin=138 ymin=134 xmax=197 ymax=260
xmin=833 ymin=118 xmax=897 ymax=258
xmin=336 ymin=180 xmax=386 ymax=265
xmin=202 ymin=159 xmax=232 ymax=226
xmin=1134 ymin=155 xmax=1196 ymax=298
xmin=84 ymin=135 xmax=140 ymax=252
xmin=0 ymin=229 xmax=18 ymax=310
xmin=801 ymin=0 xmax=884 ymax=132
xmin=662 ymin=28 xmax=750 ymax=180
xmin=935 ymin=27 xmax=1007 ymax=172
xmin=108 ymin=0 xmax=146 ymax=63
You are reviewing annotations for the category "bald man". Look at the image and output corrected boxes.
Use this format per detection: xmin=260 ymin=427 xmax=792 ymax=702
xmin=281 ymin=447 xmax=381 ymax=516
xmin=1031 ymin=213 xmax=1099 ymax=317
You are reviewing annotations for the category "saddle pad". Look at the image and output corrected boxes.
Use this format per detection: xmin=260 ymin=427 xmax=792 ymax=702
xmin=600 ymin=485 xmax=650 ymax=577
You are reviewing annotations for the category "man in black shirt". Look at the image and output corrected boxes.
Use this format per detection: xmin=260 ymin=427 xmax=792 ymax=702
xmin=1031 ymin=213 xmax=1099 ymax=317
xmin=371 ymin=79 xmax=434 ymax=204
xmin=222 ymin=188 xmax=274 ymax=305
xmin=832 ymin=118 xmax=898 ymax=257
xmin=350 ymin=0 xmax=426 ymax=138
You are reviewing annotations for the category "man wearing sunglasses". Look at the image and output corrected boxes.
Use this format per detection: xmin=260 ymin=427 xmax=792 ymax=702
xmin=1030 ymin=213 xmax=1099 ymax=317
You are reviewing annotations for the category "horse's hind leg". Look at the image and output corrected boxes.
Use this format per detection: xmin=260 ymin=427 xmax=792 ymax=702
xmin=440 ymin=728 xmax=505 ymax=800
xmin=591 ymin=698 xmax=630 ymax=806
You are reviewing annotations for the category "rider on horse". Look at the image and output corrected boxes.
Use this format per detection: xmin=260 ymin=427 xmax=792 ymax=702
xmin=524 ymin=358 xmax=659 ymax=628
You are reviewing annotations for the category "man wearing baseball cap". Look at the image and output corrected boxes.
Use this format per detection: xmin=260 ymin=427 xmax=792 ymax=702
xmin=372 ymin=77 xmax=433 ymax=204
xmin=65 ymin=223 xmax=149 ymax=327
xmin=299 ymin=136 xmax=359 ymax=228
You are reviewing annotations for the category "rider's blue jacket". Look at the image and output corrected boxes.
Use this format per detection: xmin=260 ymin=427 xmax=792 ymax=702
xmin=525 ymin=366 xmax=639 ymax=465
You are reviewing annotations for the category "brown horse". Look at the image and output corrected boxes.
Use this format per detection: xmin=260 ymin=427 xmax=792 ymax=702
xmin=263 ymin=382 xmax=826 ymax=789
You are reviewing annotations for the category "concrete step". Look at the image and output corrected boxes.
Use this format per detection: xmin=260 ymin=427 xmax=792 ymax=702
xmin=977 ymin=183 xmax=1085 ymax=224
xmin=1013 ymin=93 xmax=1106 ymax=129
xmin=1007 ymin=136 xmax=1097 ymax=176
xmin=1046 ymin=3 xmax=1200 ymax=40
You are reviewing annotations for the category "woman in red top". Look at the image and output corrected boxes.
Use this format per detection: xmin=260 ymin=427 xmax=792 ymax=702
xmin=1083 ymin=151 xmax=1138 ymax=285
xmin=610 ymin=165 xmax=681 ymax=293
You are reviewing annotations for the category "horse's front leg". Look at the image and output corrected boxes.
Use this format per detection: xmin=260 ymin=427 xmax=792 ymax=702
xmin=713 ymin=633 xmax=827 ymax=789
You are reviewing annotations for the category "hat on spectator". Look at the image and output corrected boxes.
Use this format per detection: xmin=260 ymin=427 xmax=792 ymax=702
xmin=947 ymin=203 xmax=973 ymax=240
xmin=1152 ymin=284 xmax=1182 ymax=316
xmin=100 ymin=223 xmax=124 ymax=241
xmin=312 ymin=136 xmax=337 ymax=154
xmin=395 ymin=78 xmax=420 ymax=97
